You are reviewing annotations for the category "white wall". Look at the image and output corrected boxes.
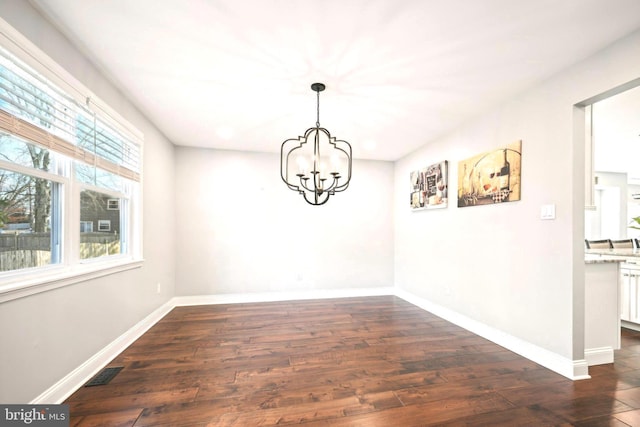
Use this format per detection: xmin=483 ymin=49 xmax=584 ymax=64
xmin=175 ymin=148 xmax=394 ymax=296
xmin=0 ymin=1 xmax=175 ymax=403
xmin=394 ymin=27 xmax=640 ymax=372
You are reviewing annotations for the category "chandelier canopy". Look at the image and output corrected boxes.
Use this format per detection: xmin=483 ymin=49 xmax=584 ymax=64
xmin=280 ymin=83 xmax=353 ymax=206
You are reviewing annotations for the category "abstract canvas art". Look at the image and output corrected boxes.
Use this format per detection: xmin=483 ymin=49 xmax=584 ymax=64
xmin=410 ymin=160 xmax=448 ymax=211
xmin=457 ymin=140 xmax=522 ymax=208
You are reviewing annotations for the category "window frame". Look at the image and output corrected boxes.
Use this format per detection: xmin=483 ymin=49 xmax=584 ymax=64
xmin=0 ymin=17 xmax=143 ymax=304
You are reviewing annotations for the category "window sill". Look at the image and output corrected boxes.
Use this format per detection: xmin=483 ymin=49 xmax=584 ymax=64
xmin=0 ymin=258 xmax=144 ymax=304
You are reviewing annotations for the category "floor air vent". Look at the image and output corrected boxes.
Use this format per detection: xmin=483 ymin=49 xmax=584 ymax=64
xmin=85 ymin=366 xmax=123 ymax=387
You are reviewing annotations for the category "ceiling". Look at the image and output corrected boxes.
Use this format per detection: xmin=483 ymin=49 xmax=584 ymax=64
xmin=30 ymin=0 xmax=640 ymax=161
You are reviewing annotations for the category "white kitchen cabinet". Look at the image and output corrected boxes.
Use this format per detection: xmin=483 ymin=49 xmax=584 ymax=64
xmin=620 ymin=263 xmax=640 ymax=325
xmin=585 ymin=261 xmax=621 ymax=365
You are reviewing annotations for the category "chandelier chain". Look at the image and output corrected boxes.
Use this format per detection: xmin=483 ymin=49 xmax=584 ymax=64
xmin=316 ymin=89 xmax=320 ymax=128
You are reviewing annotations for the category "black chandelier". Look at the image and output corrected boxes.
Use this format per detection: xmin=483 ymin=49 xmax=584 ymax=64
xmin=280 ymin=83 xmax=353 ymax=206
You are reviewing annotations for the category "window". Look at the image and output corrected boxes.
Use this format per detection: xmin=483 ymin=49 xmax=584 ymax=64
xmin=0 ymin=21 xmax=143 ymax=299
xmin=80 ymin=221 xmax=93 ymax=233
xmin=107 ymin=199 xmax=119 ymax=210
xmin=0 ymin=167 xmax=61 ymax=271
xmin=0 ymin=137 xmax=63 ymax=272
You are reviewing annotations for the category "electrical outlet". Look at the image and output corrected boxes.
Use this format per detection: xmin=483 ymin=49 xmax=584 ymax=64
xmin=156 ymin=282 xmax=161 ymax=294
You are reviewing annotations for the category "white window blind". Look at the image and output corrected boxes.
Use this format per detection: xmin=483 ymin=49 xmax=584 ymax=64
xmin=0 ymin=45 xmax=140 ymax=182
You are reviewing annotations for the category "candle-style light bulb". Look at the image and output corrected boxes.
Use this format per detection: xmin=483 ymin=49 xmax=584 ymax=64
xmin=330 ymin=153 xmax=340 ymax=174
xmin=320 ymin=160 xmax=328 ymax=179
xmin=296 ymin=155 xmax=308 ymax=176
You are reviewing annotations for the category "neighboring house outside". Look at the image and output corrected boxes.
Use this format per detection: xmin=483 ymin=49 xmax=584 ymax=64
xmin=80 ymin=191 xmax=120 ymax=235
xmin=3 ymin=210 xmax=31 ymax=232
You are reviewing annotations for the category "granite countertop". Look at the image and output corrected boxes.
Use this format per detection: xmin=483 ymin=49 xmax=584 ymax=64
xmin=585 ymin=257 xmax=625 ymax=264
xmin=586 ymin=248 xmax=640 ymax=264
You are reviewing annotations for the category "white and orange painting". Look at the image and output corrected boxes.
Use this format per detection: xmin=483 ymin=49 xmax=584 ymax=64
xmin=457 ymin=140 xmax=522 ymax=208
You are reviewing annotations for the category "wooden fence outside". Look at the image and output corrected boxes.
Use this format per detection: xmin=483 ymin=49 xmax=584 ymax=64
xmin=0 ymin=232 xmax=120 ymax=271
xmin=80 ymin=239 xmax=121 ymax=259
xmin=0 ymin=232 xmax=51 ymax=251
xmin=0 ymin=250 xmax=50 ymax=272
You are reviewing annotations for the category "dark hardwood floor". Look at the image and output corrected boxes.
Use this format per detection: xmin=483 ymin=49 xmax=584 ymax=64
xmin=64 ymin=296 xmax=640 ymax=426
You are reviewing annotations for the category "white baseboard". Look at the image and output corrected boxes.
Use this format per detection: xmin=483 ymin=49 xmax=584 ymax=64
xmin=31 ymin=300 xmax=175 ymax=404
xmin=33 ymin=285 xmax=594 ymax=403
xmin=394 ymin=289 xmax=591 ymax=380
xmin=172 ymin=287 xmax=396 ymax=307
xmin=622 ymin=320 xmax=640 ymax=332
xmin=585 ymin=347 xmax=614 ymax=366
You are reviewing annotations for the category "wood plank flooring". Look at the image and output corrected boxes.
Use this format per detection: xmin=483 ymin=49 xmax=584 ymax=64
xmin=64 ymin=296 xmax=640 ymax=426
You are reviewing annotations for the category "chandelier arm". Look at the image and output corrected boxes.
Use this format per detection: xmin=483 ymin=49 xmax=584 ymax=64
xmin=302 ymin=190 xmax=330 ymax=206
xmin=298 ymin=176 xmax=316 ymax=193
xmin=333 ymin=177 xmax=351 ymax=192
xmin=321 ymin=175 xmax=339 ymax=193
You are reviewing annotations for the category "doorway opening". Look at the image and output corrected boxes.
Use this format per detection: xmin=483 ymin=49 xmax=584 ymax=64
xmin=579 ymin=78 xmax=640 ymax=375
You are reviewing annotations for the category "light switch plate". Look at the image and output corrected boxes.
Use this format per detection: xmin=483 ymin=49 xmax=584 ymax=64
xmin=540 ymin=204 xmax=556 ymax=220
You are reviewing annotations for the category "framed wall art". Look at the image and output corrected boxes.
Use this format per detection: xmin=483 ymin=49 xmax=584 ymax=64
xmin=457 ymin=140 xmax=522 ymax=208
xmin=410 ymin=160 xmax=448 ymax=211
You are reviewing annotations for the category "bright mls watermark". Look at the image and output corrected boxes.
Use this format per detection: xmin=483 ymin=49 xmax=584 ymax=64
xmin=0 ymin=405 xmax=68 ymax=426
